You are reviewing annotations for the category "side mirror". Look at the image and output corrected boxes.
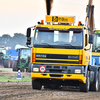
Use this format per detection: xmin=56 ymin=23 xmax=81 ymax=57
xmin=26 ymin=28 xmax=31 ymax=46
xmin=26 ymin=37 xmax=31 ymax=45
xmin=89 ymin=35 xmax=93 ymax=44
xmin=26 ymin=28 xmax=31 ymax=37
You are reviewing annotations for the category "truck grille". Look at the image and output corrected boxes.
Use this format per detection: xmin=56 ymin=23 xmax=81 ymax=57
xmin=36 ymin=60 xmax=79 ymax=64
xmin=20 ymin=59 xmax=26 ymax=63
xmin=46 ymin=65 xmax=67 ymax=73
xmin=36 ymin=54 xmax=79 ymax=64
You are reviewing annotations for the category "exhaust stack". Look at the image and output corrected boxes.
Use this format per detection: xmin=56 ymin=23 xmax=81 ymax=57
xmin=45 ymin=0 xmax=53 ymax=15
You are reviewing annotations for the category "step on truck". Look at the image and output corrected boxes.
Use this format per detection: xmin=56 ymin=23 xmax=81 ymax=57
xmin=26 ymin=0 xmax=100 ymax=92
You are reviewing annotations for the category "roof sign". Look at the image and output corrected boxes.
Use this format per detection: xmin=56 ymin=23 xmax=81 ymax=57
xmin=46 ymin=16 xmax=75 ymax=23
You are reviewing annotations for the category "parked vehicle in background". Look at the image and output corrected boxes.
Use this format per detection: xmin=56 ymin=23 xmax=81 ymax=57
xmin=92 ymin=30 xmax=100 ymax=65
xmin=0 ymin=46 xmax=11 ymax=68
xmin=7 ymin=49 xmax=19 ymax=68
xmin=12 ymin=48 xmax=31 ymax=72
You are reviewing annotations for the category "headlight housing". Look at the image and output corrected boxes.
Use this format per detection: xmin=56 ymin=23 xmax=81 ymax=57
xmin=33 ymin=68 xmax=39 ymax=72
xmin=75 ymin=69 xmax=81 ymax=73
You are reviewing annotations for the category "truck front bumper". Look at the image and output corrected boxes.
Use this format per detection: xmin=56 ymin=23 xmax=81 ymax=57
xmin=31 ymin=73 xmax=86 ymax=83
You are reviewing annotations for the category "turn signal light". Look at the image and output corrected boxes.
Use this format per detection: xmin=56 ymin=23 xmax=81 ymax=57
xmin=32 ymin=53 xmax=36 ymax=62
xmin=41 ymin=20 xmax=44 ymax=24
xmin=79 ymin=55 xmax=82 ymax=64
xmin=78 ymin=21 xmax=82 ymax=26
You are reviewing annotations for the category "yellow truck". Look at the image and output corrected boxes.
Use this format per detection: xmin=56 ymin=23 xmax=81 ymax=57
xmin=26 ymin=0 xmax=100 ymax=92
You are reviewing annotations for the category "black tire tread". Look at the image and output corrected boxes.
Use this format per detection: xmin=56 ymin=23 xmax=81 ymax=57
xmin=28 ymin=62 xmax=32 ymax=72
xmin=89 ymin=71 xmax=99 ymax=91
xmin=32 ymin=79 xmax=42 ymax=90
xmin=3 ymin=59 xmax=9 ymax=68
xmin=12 ymin=60 xmax=18 ymax=71
xmin=80 ymin=71 xmax=90 ymax=92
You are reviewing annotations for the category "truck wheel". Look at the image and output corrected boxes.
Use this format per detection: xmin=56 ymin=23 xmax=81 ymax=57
xmin=20 ymin=68 xmax=24 ymax=72
xmin=44 ymin=84 xmax=51 ymax=89
xmin=26 ymin=68 xmax=28 ymax=72
xmin=50 ymin=84 xmax=59 ymax=89
xmin=32 ymin=79 xmax=42 ymax=90
xmin=12 ymin=60 xmax=18 ymax=71
xmin=0 ymin=57 xmax=3 ymax=66
xmin=3 ymin=59 xmax=10 ymax=68
xmin=90 ymin=71 xmax=99 ymax=91
xmin=28 ymin=63 xmax=32 ymax=72
xmin=79 ymin=71 xmax=90 ymax=92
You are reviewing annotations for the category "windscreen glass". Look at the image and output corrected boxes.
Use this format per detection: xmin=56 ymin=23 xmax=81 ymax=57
xmin=92 ymin=34 xmax=100 ymax=52
xmin=34 ymin=28 xmax=83 ymax=49
xmin=20 ymin=49 xmax=31 ymax=56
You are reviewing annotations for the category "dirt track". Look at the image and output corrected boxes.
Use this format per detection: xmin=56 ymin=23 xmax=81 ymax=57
xmin=0 ymin=68 xmax=100 ymax=100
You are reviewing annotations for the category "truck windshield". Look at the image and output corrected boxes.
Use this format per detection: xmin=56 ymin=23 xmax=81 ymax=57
xmin=20 ymin=49 xmax=31 ymax=56
xmin=34 ymin=29 xmax=83 ymax=49
xmin=92 ymin=34 xmax=100 ymax=52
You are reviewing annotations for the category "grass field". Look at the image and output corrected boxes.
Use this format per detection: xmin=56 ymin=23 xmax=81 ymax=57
xmin=0 ymin=68 xmax=12 ymax=71
xmin=0 ymin=68 xmax=31 ymax=82
xmin=0 ymin=76 xmax=31 ymax=82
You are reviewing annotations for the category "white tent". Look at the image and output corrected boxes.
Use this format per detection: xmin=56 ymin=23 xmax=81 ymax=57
xmin=15 ymin=44 xmax=28 ymax=50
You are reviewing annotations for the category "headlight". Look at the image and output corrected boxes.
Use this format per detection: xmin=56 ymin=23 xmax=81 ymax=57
xmin=75 ymin=69 xmax=81 ymax=73
xmin=33 ymin=68 xmax=39 ymax=72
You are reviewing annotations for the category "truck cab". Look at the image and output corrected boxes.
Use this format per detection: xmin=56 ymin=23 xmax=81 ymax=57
xmin=92 ymin=30 xmax=100 ymax=65
xmin=26 ymin=16 xmax=94 ymax=92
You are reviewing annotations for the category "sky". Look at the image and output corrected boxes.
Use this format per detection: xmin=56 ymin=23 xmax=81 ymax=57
xmin=0 ymin=0 xmax=100 ymax=37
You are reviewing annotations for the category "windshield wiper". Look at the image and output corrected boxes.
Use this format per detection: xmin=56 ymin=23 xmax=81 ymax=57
xmin=40 ymin=43 xmax=54 ymax=48
xmin=63 ymin=44 xmax=77 ymax=49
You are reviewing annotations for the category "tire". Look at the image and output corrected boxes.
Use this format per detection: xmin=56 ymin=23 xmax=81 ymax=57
xmin=50 ymin=84 xmax=59 ymax=89
xmin=3 ymin=59 xmax=10 ymax=68
xmin=12 ymin=60 xmax=18 ymax=71
xmin=79 ymin=71 xmax=90 ymax=92
xmin=44 ymin=84 xmax=51 ymax=89
xmin=0 ymin=57 xmax=3 ymax=66
xmin=28 ymin=62 xmax=32 ymax=72
xmin=32 ymin=79 xmax=42 ymax=90
xmin=26 ymin=68 xmax=28 ymax=72
xmin=20 ymin=68 xmax=24 ymax=72
xmin=89 ymin=71 xmax=99 ymax=92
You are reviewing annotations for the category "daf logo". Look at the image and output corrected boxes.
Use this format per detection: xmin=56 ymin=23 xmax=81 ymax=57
xmin=68 ymin=56 xmax=78 ymax=59
xmin=36 ymin=54 xmax=47 ymax=58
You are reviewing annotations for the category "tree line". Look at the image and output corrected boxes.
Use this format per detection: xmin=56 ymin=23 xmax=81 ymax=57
xmin=0 ymin=33 xmax=32 ymax=49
